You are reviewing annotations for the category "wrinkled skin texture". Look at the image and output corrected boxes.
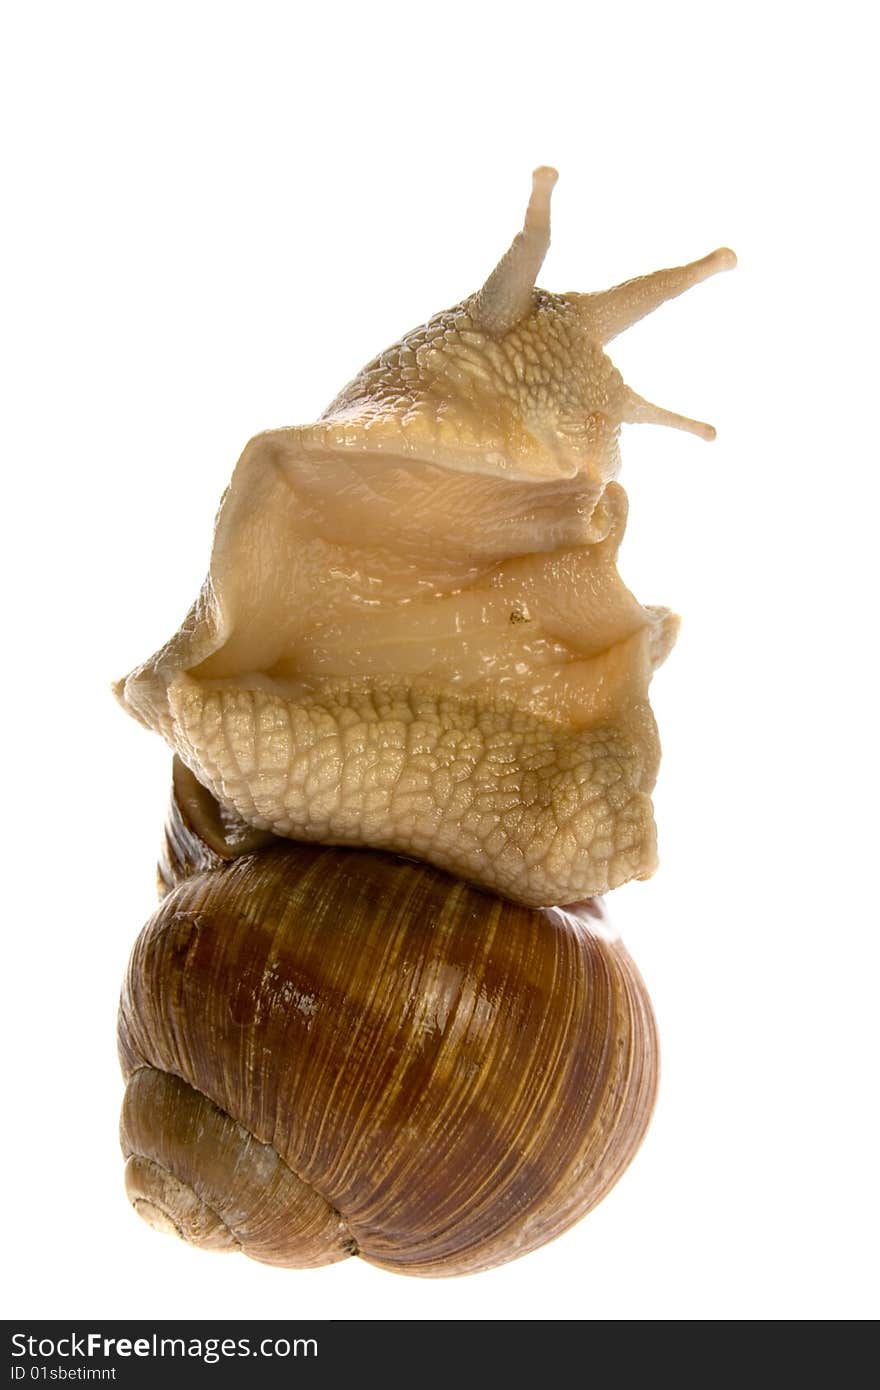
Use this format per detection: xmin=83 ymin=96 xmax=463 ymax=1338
xmin=116 ymin=169 xmax=733 ymax=906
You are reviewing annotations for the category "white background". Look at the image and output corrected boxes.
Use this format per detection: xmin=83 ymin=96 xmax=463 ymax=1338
xmin=2 ymin=0 xmax=877 ymax=1321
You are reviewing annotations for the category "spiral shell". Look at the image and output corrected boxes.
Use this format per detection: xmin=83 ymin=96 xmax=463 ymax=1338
xmin=119 ymin=774 xmax=658 ymax=1276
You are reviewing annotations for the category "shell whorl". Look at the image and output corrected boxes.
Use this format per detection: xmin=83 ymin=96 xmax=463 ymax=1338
xmin=122 ymin=1068 xmax=354 ymax=1265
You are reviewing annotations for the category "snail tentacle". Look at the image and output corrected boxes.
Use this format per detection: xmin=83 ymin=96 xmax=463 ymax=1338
xmin=579 ymin=245 xmax=737 ymax=344
xmin=472 ymin=165 xmax=558 ymax=335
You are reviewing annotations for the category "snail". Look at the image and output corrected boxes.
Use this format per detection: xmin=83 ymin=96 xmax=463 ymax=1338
xmin=116 ymin=168 xmax=734 ymax=1274
xmin=120 ymin=761 xmax=657 ymax=1275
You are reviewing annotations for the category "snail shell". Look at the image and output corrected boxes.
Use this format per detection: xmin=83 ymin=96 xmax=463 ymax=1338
xmin=119 ymin=766 xmax=658 ymax=1276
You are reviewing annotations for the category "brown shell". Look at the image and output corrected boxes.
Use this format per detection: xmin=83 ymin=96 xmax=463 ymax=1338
xmin=119 ymin=775 xmax=658 ymax=1277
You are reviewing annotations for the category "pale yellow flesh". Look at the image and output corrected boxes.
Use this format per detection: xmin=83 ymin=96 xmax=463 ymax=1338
xmin=116 ymin=168 xmax=733 ymax=906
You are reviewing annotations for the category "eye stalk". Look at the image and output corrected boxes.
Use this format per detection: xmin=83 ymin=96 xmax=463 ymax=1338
xmin=575 ymin=244 xmax=737 ymax=346
xmin=473 ymin=165 xmax=559 ymax=336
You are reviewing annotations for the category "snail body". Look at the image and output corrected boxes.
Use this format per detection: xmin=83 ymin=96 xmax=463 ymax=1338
xmin=116 ymin=167 xmax=734 ymax=907
xmin=120 ymin=769 xmax=657 ymax=1275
